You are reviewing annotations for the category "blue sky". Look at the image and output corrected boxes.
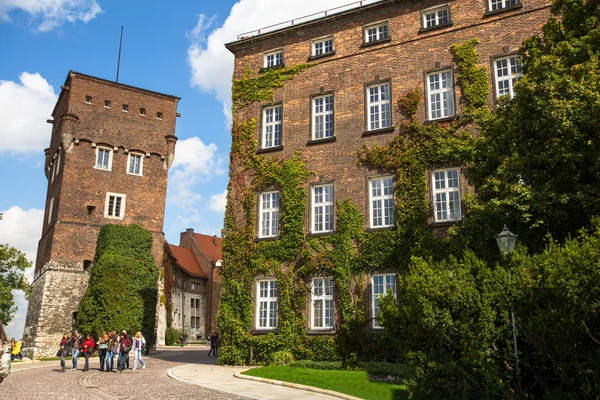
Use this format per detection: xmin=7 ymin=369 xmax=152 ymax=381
xmin=0 ymin=0 xmax=365 ymax=339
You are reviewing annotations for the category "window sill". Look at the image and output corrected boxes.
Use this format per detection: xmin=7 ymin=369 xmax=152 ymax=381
xmin=307 ymin=51 xmax=336 ymax=61
xmin=251 ymin=329 xmax=279 ymax=335
xmin=307 ymin=136 xmax=336 ymax=146
xmin=307 ymin=329 xmax=336 ymax=335
xmin=254 ymin=236 xmax=280 ymax=243
xmin=365 ymin=226 xmax=395 ymax=233
xmin=366 ymin=328 xmax=385 ymax=334
xmin=483 ymin=3 xmax=523 ymax=17
xmin=429 ymin=220 xmax=460 ymax=228
xmin=306 ymin=231 xmax=335 ymax=238
xmin=362 ymin=127 xmax=395 ymax=137
xmin=424 ymin=116 xmax=458 ymax=125
xmin=259 ymin=64 xmax=286 ymax=73
xmin=360 ymin=37 xmax=392 ymax=48
xmin=256 ymin=145 xmax=283 ymax=154
xmin=419 ymin=22 xmax=453 ymax=33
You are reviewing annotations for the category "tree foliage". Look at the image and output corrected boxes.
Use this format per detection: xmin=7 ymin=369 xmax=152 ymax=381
xmin=76 ymin=224 xmax=158 ymax=345
xmin=0 ymin=244 xmax=31 ymax=324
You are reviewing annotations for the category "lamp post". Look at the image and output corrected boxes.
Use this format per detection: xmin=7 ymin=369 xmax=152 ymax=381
xmin=495 ymin=225 xmax=520 ymax=389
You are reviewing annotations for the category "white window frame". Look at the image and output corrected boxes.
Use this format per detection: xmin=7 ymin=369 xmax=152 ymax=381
xmin=488 ymin=0 xmax=520 ymax=11
xmin=55 ymin=152 xmax=61 ymax=177
xmin=312 ymin=36 xmax=334 ymax=56
xmin=95 ymin=147 xmax=113 ymax=171
xmin=366 ymin=82 xmax=392 ymax=131
xmin=364 ymin=21 xmax=389 ymax=43
xmin=262 ymin=105 xmax=282 ymax=148
xmin=369 ymin=176 xmax=395 ymax=228
xmin=312 ymin=184 xmax=334 ymax=234
xmin=47 ymin=197 xmax=54 ymax=225
xmin=311 ymin=277 xmax=334 ymax=330
xmin=494 ymin=55 xmax=522 ymax=99
xmin=264 ymin=50 xmax=283 ymax=68
xmin=422 ymin=5 xmax=450 ymax=28
xmin=256 ymin=279 xmax=278 ymax=330
xmin=427 ymin=69 xmax=455 ymax=120
xmin=127 ymin=153 xmax=143 ymax=176
xmin=259 ymin=191 xmax=280 ymax=238
xmin=432 ymin=168 xmax=462 ymax=222
xmin=312 ymin=94 xmax=334 ymax=140
xmin=372 ymin=273 xmax=396 ymax=328
xmin=104 ymin=192 xmax=126 ymax=220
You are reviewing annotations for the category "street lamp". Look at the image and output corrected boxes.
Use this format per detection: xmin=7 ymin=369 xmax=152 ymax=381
xmin=495 ymin=225 xmax=520 ymax=389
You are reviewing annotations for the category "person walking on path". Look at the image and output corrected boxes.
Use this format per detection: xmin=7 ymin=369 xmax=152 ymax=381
xmin=208 ymin=333 xmax=218 ymax=357
xmin=97 ymin=331 xmax=109 ymax=371
xmin=70 ymin=331 xmax=82 ymax=370
xmin=59 ymin=333 xmax=71 ymax=372
xmin=107 ymin=331 xmax=119 ymax=372
xmin=82 ymin=334 xmax=95 ymax=372
xmin=117 ymin=331 xmax=131 ymax=373
xmin=132 ymin=331 xmax=146 ymax=370
xmin=0 ymin=320 xmax=11 ymax=384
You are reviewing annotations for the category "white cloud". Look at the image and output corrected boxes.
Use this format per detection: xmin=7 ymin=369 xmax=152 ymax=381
xmin=0 ymin=72 xmax=57 ymax=154
xmin=187 ymin=0 xmax=357 ymax=122
xmin=168 ymin=136 xmax=223 ymax=211
xmin=0 ymin=206 xmax=44 ymax=339
xmin=209 ymin=190 xmax=228 ymax=213
xmin=0 ymin=0 xmax=102 ymax=31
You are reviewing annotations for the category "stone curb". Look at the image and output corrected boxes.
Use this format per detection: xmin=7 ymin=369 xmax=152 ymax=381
xmin=166 ymin=367 xmax=264 ymax=400
xmin=233 ymin=371 xmax=363 ymax=400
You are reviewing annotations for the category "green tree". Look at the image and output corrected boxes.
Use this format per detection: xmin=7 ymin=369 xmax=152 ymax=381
xmin=76 ymin=224 xmax=158 ymax=346
xmin=0 ymin=244 xmax=31 ymax=324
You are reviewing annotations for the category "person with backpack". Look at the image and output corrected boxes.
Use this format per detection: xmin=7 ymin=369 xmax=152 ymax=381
xmin=106 ymin=331 xmax=119 ymax=372
xmin=132 ymin=331 xmax=146 ymax=370
xmin=82 ymin=334 xmax=95 ymax=372
xmin=70 ymin=331 xmax=82 ymax=370
xmin=117 ymin=331 xmax=132 ymax=373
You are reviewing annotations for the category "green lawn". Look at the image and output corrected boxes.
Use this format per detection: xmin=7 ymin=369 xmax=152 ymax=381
xmin=241 ymin=366 xmax=409 ymax=400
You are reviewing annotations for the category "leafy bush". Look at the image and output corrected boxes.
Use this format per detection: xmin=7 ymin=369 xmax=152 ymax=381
xmin=360 ymin=362 xmax=413 ymax=384
xmin=165 ymin=327 xmax=187 ymax=345
xmin=76 ymin=224 xmax=158 ymax=348
xmin=271 ymin=350 xmax=294 ymax=366
xmin=289 ymin=360 xmax=343 ymax=370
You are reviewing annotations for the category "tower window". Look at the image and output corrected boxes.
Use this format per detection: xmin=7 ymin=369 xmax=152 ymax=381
xmin=85 ymin=96 xmax=92 ymax=104
xmin=105 ymin=192 xmax=126 ymax=219
xmin=122 ymin=104 xmax=129 ymax=112
xmin=104 ymin=100 xmax=111 ymax=108
xmin=156 ymin=112 xmax=163 ymax=120
xmin=95 ymin=147 xmax=113 ymax=171
xmin=140 ymin=108 xmax=146 ymax=116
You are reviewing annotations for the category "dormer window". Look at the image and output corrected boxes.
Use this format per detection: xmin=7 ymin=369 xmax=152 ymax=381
xmin=264 ymin=50 xmax=283 ymax=68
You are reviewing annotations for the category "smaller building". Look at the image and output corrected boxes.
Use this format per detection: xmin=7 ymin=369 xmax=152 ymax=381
xmin=164 ymin=229 xmax=222 ymax=342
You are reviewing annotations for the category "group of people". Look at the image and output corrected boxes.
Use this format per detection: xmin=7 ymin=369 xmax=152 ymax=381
xmin=59 ymin=329 xmax=147 ymax=373
xmin=8 ymin=338 xmax=24 ymax=361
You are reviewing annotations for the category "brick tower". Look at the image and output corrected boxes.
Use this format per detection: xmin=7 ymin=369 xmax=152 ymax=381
xmin=23 ymin=71 xmax=179 ymax=357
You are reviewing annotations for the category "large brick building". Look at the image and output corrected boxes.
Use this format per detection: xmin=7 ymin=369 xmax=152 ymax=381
xmin=23 ymin=71 xmax=180 ymax=357
xmin=224 ymin=0 xmax=551 ymax=338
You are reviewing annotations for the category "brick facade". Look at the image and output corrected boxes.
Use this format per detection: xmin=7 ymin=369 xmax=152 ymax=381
xmin=225 ymin=0 xmax=551 ymax=331
xmin=23 ymin=71 xmax=179 ymax=357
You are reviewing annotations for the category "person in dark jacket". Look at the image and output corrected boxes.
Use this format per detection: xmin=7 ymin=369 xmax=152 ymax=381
xmin=70 ymin=331 xmax=82 ymax=370
xmin=59 ymin=333 xmax=71 ymax=372
xmin=82 ymin=334 xmax=95 ymax=372
xmin=117 ymin=331 xmax=132 ymax=373
xmin=97 ymin=331 xmax=109 ymax=371
xmin=208 ymin=333 xmax=218 ymax=357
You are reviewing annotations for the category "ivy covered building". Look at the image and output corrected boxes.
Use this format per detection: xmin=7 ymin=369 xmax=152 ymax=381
xmin=220 ymin=0 xmax=551 ymax=364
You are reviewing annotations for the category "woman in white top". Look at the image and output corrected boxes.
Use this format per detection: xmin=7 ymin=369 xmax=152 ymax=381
xmin=132 ymin=331 xmax=146 ymax=370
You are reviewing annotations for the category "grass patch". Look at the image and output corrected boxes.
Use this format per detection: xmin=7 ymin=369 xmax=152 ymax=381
xmin=242 ymin=366 xmax=409 ymax=400
xmin=39 ymin=357 xmax=73 ymax=361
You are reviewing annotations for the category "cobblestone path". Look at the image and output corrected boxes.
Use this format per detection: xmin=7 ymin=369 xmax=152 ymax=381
xmin=1 ymin=348 xmax=249 ymax=400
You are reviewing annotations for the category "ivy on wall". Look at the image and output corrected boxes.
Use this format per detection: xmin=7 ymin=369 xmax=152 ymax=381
xmin=219 ymin=38 xmax=492 ymax=365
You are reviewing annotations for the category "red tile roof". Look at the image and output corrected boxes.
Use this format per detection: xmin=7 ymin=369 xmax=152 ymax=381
xmin=193 ymin=233 xmax=222 ymax=262
xmin=168 ymin=244 xmax=207 ymax=279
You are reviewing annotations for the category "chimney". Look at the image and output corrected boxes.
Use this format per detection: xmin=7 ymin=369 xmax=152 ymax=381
xmin=213 ymin=235 xmax=217 ymax=246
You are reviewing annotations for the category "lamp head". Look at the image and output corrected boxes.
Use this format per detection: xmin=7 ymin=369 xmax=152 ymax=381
xmin=496 ymin=225 xmax=518 ymax=255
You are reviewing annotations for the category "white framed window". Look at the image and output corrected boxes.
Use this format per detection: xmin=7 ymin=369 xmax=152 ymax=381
xmin=262 ymin=105 xmax=282 ymax=148
xmin=312 ymin=37 xmax=334 ymax=56
xmin=259 ymin=191 xmax=280 ymax=238
xmin=369 ymin=177 xmax=395 ymax=228
xmin=422 ymin=5 xmax=450 ymax=28
xmin=367 ymin=83 xmax=392 ymax=131
xmin=494 ymin=55 xmax=522 ymax=99
xmin=311 ymin=277 xmax=334 ymax=329
xmin=312 ymin=184 xmax=334 ymax=233
xmin=95 ymin=147 xmax=113 ymax=171
xmin=256 ymin=279 xmax=278 ymax=329
xmin=104 ymin=192 xmax=126 ymax=219
xmin=489 ymin=0 xmax=520 ymax=11
xmin=372 ymin=273 xmax=396 ymax=328
xmin=85 ymin=96 xmax=92 ymax=104
xmin=47 ymin=197 xmax=54 ymax=225
xmin=427 ymin=70 xmax=455 ymax=120
xmin=312 ymin=94 xmax=334 ymax=139
xmin=364 ymin=21 xmax=389 ymax=43
xmin=432 ymin=168 xmax=462 ymax=222
xmin=104 ymin=100 xmax=110 ymax=108
xmin=127 ymin=153 xmax=143 ymax=176
xmin=264 ymin=50 xmax=283 ymax=68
